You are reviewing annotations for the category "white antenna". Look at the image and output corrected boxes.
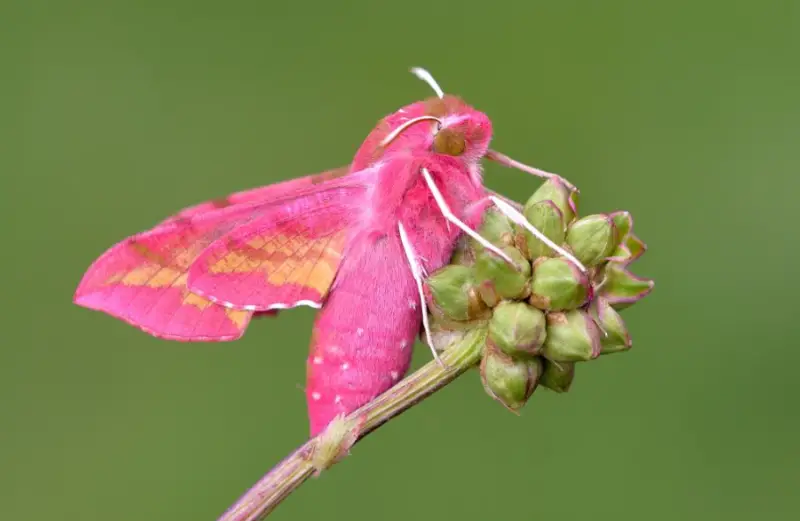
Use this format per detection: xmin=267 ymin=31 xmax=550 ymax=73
xmin=410 ymin=67 xmax=444 ymax=98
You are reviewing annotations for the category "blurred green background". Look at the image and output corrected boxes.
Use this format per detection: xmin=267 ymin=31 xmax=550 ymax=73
xmin=2 ymin=1 xmax=799 ymax=520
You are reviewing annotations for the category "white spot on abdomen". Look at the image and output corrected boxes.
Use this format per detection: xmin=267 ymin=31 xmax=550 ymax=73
xmin=390 ymin=371 xmax=400 ymax=381
xmin=334 ymin=395 xmax=342 ymax=404
xmin=408 ymin=299 xmax=417 ymax=310
xmin=340 ymin=363 xmax=350 ymax=371
xmin=313 ymin=356 xmax=323 ymax=365
xmin=311 ymin=392 xmax=321 ymax=401
xmin=400 ymin=340 xmax=408 ymax=350
xmin=357 ymin=328 xmax=364 ymax=337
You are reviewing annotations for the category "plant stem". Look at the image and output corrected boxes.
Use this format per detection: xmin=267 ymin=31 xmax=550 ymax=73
xmin=217 ymin=328 xmax=487 ymax=521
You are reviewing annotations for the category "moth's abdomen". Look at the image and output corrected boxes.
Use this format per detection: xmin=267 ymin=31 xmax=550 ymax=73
xmin=304 ymin=244 xmax=420 ymax=436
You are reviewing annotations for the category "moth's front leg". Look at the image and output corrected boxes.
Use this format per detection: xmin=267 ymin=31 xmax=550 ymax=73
xmin=420 ymin=167 xmax=514 ymax=265
xmin=397 ymin=221 xmax=443 ymax=366
xmin=490 ymin=196 xmax=587 ymax=273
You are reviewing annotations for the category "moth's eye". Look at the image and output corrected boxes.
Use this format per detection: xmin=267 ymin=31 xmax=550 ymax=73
xmin=433 ymin=128 xmax=467 ymax=156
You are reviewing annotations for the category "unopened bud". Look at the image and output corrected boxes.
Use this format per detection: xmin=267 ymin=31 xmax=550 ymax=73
xmin=598 ymin=263 xmax=654 ymax=310
xmin=480 ymin=344 xmax=542 ymax=412
xmin=474 ymin=246 xmax=531 ymax=300
xmin=565 ymin=214 xmax=620 ymax=267
xmin=428 ymin=315 xmax=488 ymax=354
xmin=592 ymin=298 xmax=632 ymax=355
xmin=609 ymin=211 xmax=633 ymax=240
xmin=450 ymin=235 xmax=477 ymax=267
xmin=474 ymin=207 xmax=515 ymax=250
xmin=539 ymin=360 xmax=575 ymax=393
xmin=524 ymin=178 xmax=577 ymax=225
xmin=529 ymin=257 xmax=591 ymax=311
xmin=426 ymin=265 xmax=489 ymax=321
xmin=608 ymin=233 xmax=647 ymax=266
xmin=542 ymin=310 xmax=602 ymax=362
xmin=488 ymin=301 xmax=547 ymax=357
xmin=517 ymin=200 xmax=566 ymax=259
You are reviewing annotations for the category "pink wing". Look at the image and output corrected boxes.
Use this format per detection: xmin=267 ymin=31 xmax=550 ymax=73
xmin=74 ymin=167 xmax=373 ymax=341
xmin=158 ymin=165 xmax=351 ymax=226
xmin=187 ymin=186 xmax=367 ymax=311
xmin=74 ymin=212 xmax=257 ymax=341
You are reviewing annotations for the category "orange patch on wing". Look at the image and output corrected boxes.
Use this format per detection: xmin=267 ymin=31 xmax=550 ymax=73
xmin=208 ymin=230 xmax=348 ymax=295
xmin=104 ymin=245 xmax=249 ymax=329
xmin=181 ymin=291 xmax=249 ymax=327
xmin=129 ymin=241 xmax=170 ymax=267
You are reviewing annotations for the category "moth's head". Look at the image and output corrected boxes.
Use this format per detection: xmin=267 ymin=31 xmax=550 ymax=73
xmin=352 ymin=69 xmax=493 ymax=169
xmin=424 ymin=96 xmax=493 ymax=163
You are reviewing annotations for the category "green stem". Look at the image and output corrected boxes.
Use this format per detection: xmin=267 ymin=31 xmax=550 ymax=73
xmin=217 ymin=328 xmax=487 ymax=521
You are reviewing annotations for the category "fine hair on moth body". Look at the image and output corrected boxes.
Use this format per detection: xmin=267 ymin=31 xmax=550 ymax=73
xmin=393 ymin=67 xmax=587 ymax=363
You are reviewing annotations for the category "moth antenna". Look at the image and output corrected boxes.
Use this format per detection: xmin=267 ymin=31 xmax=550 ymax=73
xmin=380 ymin=115 xmax=442 ymax=147
xmin=410 ymin=67 xmax=444 ymax=98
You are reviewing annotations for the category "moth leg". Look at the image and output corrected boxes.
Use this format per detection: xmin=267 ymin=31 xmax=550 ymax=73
xmin=397 ymin=221 xmax=445 ymax=367
xmin=485 ymin=149 xmax=577 ymax=192
xmin=486 ymin=190 xmax=522 ymax=212
xmin=490 ymin=196 xmax=588 ymax=273
xmin=420 ymin=168 xmax=513 ymax=265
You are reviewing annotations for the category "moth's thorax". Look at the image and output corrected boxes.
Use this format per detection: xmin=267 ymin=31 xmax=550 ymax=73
xmin=351 ymin=95 xmax=493 ymax=171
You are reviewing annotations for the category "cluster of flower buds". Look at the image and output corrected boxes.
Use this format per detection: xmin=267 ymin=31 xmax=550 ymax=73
xmin=424 ymin=179 xmax=654 ymax=412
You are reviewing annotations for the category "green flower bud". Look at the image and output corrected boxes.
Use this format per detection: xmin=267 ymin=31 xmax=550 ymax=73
xmin=450 ymin=235 xmax=477 ymax=267
xmin=565 ymin=214 xmax=620 ymax=267
xmin=542 ymin=310 xmax=602 ymax=362
xmin=425 ymin=265 xmax=489 ymax=321
xmin=429 ymin=315 xmax=490 ymax=354
xmin=474 ymin=246 xmax=531 ymax=300
xmin=524 ymin=178 xmax=577 ymax=225
xmin=539 ymin=360 xmax=575 ymax=393
xmin=517 ymin=200 xmax=566 ymax=259
xmin=488 ymin=301 xmax=547 ymax=357
xmin=599 ymin=262 xmax=654 ymax=310
xmin=480 ymin=344 xmax=543 ymax=412
xmin=608 ymin=233 xmax=647 ymax=266
xmin=529 ymin=257 xmax=591 ymax=311
xmin=609 ymin=211 xmax=633 ymax=240
xmin=592 ymin=298 xmax=632 ymax=355
xmin=477 ymin=280 xmax=500 ymax=308
xmin=473 ymin=207 xmax=515 ymax=251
